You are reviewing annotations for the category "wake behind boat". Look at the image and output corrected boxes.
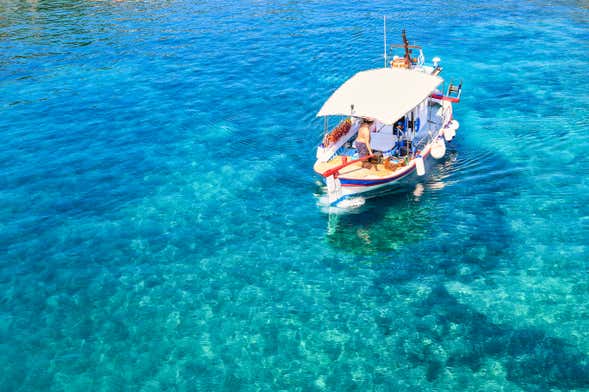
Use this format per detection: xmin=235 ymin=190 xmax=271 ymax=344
xmin=314 ymin=29 xmax=462 ymax=207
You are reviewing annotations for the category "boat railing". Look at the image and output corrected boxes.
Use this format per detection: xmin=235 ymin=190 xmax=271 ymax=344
xmin=431 ymin=80 xmax=462 ymax=103
xmin=316 ymin=119 xmax=359 ymax=162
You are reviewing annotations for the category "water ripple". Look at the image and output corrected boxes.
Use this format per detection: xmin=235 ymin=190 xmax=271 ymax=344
xmin=1 ymin=1 xmax=589 ymax=391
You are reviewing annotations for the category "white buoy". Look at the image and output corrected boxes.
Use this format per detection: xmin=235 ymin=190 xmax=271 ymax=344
xmin=430 ymin=138 xmax=446 ymax=159
xmin=443 ymin=119 xmax=460 ymax=141
xmin=447 ymin=120 xmax=460 ymax=140
xmin=451 ymin=119 xmax=460 ymax=131
xmin=415 ymin=155 xmax=425 ymax=176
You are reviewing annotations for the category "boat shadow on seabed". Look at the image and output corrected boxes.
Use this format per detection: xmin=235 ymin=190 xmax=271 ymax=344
xmin=409 ymin=285 xmax=589 ymax=390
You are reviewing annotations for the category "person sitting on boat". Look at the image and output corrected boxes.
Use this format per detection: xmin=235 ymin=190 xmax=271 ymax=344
xmin=355 ymin=119 xmax=374 ymax=167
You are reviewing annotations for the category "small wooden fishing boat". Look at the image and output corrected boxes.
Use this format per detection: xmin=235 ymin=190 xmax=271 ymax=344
xmin=314 ymin=29 xmax=462 ymax=207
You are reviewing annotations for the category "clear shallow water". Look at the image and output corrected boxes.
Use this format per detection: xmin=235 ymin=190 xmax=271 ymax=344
xmin=1 ymin=0 xmax=588 ymax=390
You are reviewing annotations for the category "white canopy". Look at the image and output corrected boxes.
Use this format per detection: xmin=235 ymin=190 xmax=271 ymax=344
xmin=316 ymin=68 xmax=443 ymax=125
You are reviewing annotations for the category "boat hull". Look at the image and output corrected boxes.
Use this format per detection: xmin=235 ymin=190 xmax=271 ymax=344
xmin=332 ymin=148 xmax=430 ymax=200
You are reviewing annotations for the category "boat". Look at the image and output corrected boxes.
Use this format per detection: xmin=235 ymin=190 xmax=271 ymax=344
xmin=313 ymin=28 xmax=462 ymax=207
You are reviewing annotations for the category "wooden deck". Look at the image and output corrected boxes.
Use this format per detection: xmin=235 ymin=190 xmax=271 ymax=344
xmin=314 ymin=155 xmax=407 ymax=180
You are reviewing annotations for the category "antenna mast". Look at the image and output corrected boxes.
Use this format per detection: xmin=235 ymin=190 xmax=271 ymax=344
xmin=383 ymin=16 xmax=387 ymax=68
xmin=402 ymin=29 xmax=411 ymax=68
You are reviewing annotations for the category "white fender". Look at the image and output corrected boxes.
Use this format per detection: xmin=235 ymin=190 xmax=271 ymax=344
xmin=446 ymin=120 xmax=460 ymax=141
xmin=443 ymin=119 xmax=460 ymax=141
xmin=415 ymin=155 xmax=425 ymax=176
xmin=450 ymin=119 xmax=460 ymax=131
xmin=431 ymin=138 xmax=446 ymax=159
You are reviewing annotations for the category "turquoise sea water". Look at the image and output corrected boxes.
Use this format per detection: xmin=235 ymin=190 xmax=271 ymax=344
xmin=1 ymin=0 xmax=589 ymax=390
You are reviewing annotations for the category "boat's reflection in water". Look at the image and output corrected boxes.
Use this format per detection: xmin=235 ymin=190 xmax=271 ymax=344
xmin=323 ymin=186 xmax=433 ymax=255
xmin=322 ymin=152 xmax=457 ymax=255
